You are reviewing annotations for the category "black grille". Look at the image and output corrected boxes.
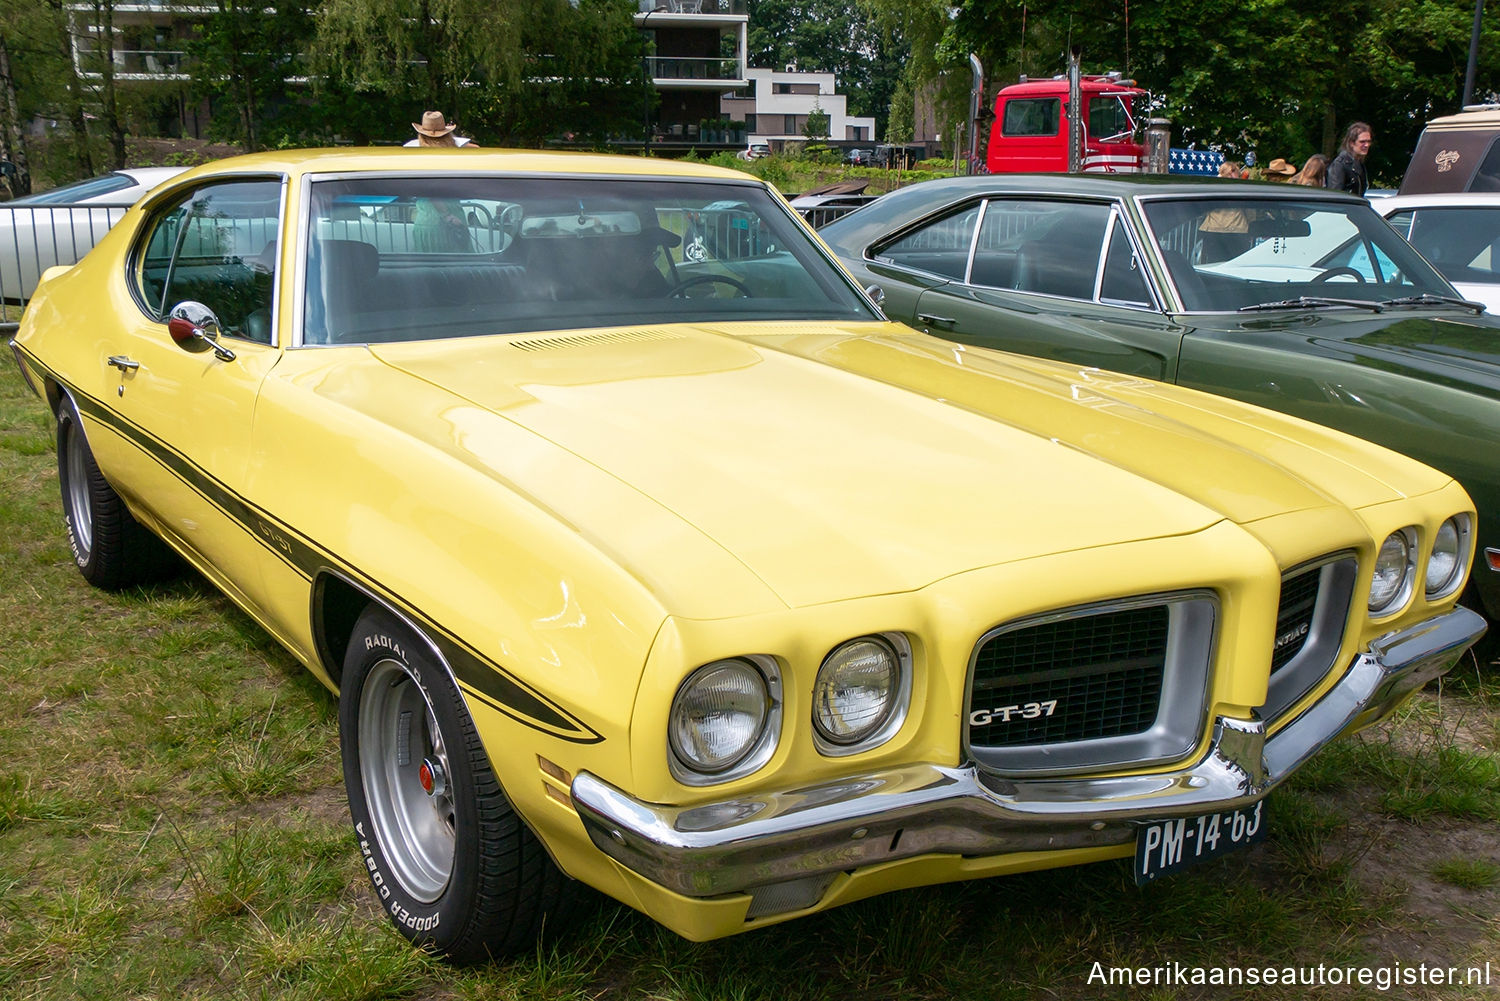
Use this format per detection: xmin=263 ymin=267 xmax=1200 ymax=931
xmin=969 ymin=605 xmax=1169 ymax=748
xmin=1270 ymin=567 xmax=1320 ymax=674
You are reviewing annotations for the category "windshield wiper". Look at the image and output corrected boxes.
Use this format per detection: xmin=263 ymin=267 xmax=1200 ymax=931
xmin=1377 ymin=293 xmax=1484 ymax=314
xmin=1238 ymin=296 xmax=1384 ymax=313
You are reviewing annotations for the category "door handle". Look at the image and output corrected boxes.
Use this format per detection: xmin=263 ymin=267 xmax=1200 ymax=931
xmin=916 ymin=313 xmax=957 ymax=329
xmin=107 ymin=355 xmax=140 ymax=372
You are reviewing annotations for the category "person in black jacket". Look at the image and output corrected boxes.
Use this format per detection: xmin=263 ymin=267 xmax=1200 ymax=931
xmin=1326 ymin=122 xmax=1372 ymax=195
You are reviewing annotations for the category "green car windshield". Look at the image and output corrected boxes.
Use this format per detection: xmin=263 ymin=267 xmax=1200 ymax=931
xmin=302 ymin=176 xmax=876 ymax=344
xmin=1141 ymin=197 xmax=1456 ymax=312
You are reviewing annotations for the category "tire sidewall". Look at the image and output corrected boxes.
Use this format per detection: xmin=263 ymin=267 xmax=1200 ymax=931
xmin=340 ymin=610 xmax=484 ymax=952
xmin=55 ymin=399 xmax=98 ymax=576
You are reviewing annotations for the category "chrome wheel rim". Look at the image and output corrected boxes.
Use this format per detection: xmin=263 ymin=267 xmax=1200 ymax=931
xmin=63 ymin=423 xmax=93 ymax=558
xmin=358 ymin=657 xmax=455 ymax=903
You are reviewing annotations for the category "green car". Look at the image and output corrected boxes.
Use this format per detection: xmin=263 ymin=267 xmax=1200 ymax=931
xmin=822 ymin=174 xmax=1500 ymax=630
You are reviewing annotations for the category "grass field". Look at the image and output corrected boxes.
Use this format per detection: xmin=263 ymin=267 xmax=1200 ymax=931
xmin=1 ymin=358 xmax=1497 ymax=1000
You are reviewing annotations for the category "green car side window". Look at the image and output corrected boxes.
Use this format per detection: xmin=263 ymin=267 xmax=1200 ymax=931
xmin=972 ymin=199 xmax=1110 ymax=300
xmin=1100 ymin=219 xmax=1153 ymax=306
xmin=873 ymin=203 xmax=981 ymax=281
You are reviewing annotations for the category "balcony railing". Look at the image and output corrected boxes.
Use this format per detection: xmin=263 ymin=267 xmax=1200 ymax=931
xmin=75 ymin=48 xmax=188 ymax=76
xmin=638 ymin=0 xmax=747 ymax=13
xmin=646 ymin=56 xmax=742 ymax=82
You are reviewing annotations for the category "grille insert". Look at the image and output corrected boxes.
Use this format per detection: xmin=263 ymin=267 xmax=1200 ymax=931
xmin=1260 ymin=554 xmax=1357 ymax=723
xmin=970 ymin=605 xmax=1169 ymax=748
xmin=1271 ymin=567 xmax=1321 ymax=674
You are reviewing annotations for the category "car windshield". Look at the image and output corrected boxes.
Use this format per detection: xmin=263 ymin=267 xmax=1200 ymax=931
xmin=9 ymin=172 xmax=137 ymax=205
xmin=1141 ymin=197 xmax=1454 ymax=311
xmin=1385 ymin=206 xmax=1500 ymax=288
xmin=303 ymin=176 xmax=874 ymax=344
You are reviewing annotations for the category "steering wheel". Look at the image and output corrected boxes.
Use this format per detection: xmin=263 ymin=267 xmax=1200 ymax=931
xmin=666 ymin=274 xmax=753 ymax=298
xmin=1312 ymin=266 xmax=1366 ymax=284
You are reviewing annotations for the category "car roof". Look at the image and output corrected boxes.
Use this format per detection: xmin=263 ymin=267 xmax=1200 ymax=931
xmin=817 ymin=172 xmax=1370 ymax=255
xmin=1421 ymin=106 xmax=1500 ymax=130
xmin=160 ymin=147 xmax=758 ymax=188
xmin=1374 ymin=191 xmax=1500 ymax=211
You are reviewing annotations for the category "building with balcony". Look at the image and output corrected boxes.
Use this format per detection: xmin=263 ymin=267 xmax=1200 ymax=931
xmin=65 ymin=1 xmax=754 ymax=148
xmin=722 ymin=67 xmax=875 ymax=150
xmin=636 ymin=0 xmax=749 ymax=147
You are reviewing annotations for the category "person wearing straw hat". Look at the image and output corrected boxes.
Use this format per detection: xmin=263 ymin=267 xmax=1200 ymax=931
xmin=1264 ymin=157 xmax=1297 ymax=181
xmin=404 ymin=111 xmax=476 ymax=147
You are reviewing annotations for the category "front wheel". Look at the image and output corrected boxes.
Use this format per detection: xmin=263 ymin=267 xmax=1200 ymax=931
xmin=339 ymin=606 xmax=581 ymax=962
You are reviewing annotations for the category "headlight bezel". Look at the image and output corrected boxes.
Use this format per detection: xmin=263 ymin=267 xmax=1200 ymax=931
xmin=1424 ymin=514 xmax=1472 ymax=601
xmin=1368 ymin=527 xmax=1418 ymax=617
xmin=810 ymin=632 xmax=913 ymax=757
xmin=667 ymin=655 xmax=782 ymax=786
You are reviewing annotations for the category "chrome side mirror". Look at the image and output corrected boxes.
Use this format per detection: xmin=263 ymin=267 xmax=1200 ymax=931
xmin=864 ymin=284 xmax=887 ymax=312
xmin=167 ymin=301 xmax=236 ymax=362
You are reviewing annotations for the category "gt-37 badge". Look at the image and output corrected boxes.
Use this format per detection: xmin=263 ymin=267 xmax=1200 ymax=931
xmin=970 ymin=700 xmax=1058 ymax=726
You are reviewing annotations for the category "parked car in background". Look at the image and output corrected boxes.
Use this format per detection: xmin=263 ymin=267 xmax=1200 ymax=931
xmin=845 ymin=147 xmax=872 ymax=166
xmin=0 ymin=166 xmax=187 ymax=304
xmin=821 ymin=173 xmax=1500 ymax=629
xmin=1375 ymin=192 xmax=1500 ymax=312
xmin=788 ymin=181 xmax=880 ymax=228
xmin=737 ymin=141 xmax=771 ymax=160
xmin=872 ymin=144 xmax=924 ymax=168
xmin=10 ymin=150 xmax=1483 ymax=960
xmin=1400 ymin=104 xmax=1500 ymax=194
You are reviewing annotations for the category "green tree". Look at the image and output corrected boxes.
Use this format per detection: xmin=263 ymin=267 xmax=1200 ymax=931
xmin=748 ymin=0 xmax=901 ymax=133
xmin=885 ymin=75 xmax=912 ymax=143
xmin=802 ymin=99 xmax=829 ymax=138
xmin=188 ymin=1 xmax=313 ymax=152
xmin=945 ymin=0 xmax=1500 ymax=183
xmin=312 ymin=0 xmax=645 ymax=145
xmin=41 ymin=0 xmax=94 ymax=178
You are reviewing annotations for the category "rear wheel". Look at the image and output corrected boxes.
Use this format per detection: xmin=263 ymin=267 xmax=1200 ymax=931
xmin=339 ymin=606 xmax=581 ymax=962
xmin=55 ymin=396 xmax=175 ymax=589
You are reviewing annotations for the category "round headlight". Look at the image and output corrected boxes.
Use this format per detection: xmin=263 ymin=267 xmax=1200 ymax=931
xmin=669 ymin=659 xmax=770 ymax=775
xmin=813 ymin=636 xmax=901 ymax=746
xmin=1425 ymin=517 xmax=1465 ymax=597
xmin=1369 ymin=530 xmax=1413 ymax=613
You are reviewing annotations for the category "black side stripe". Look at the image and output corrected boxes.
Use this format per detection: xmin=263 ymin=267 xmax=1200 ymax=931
xmin=28 ymin=349 xmax=603 ymax=743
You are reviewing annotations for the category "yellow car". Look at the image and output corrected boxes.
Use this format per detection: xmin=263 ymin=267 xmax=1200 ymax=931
xmin=8 ymin=149 xmax=1485 ymax=962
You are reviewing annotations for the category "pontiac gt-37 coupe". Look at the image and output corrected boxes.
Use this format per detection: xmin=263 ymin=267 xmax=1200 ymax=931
xmin=9 ymin=150 xmax=1485 ymax=961
xmin=821 ymin=174 xmax=1500 ymax=634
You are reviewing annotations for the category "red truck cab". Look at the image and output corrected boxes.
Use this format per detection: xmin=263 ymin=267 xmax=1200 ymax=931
xmin=986 ymin=74 xmax=1146 ymax=174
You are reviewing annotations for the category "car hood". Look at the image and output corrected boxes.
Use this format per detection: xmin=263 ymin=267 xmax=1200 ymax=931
xmin=368 ymin=322 xmax=1433 ymax=609
xmin=1206 ymin=311 xmax=1500 ymax=394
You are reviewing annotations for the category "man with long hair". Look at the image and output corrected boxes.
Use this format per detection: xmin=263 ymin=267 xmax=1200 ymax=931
xmin=1326 ymin=123 xmax=1372 ymax=195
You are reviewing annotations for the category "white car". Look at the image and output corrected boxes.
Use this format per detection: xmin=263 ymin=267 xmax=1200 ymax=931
xmin=1376 ymin=192 xmax=1500 ymax=311
xmin=1 ymin=166 xmax=187 ymax=304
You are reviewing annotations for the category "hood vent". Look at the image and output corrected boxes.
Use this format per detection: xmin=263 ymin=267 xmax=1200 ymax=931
xmin=509 ymin=328 xmax=686 ymax=353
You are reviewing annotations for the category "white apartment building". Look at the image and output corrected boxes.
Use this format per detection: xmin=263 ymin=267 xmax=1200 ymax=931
xmin=722 ymin=67 xmax=875 ymax=148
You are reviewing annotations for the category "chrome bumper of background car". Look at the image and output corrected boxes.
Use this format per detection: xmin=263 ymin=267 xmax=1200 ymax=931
xmin=571 ymin=607 xmax=1484 ymax=900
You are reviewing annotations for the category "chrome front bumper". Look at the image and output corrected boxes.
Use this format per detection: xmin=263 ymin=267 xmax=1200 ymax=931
xmin=572 ymin=607 xmax=1484 ymax=900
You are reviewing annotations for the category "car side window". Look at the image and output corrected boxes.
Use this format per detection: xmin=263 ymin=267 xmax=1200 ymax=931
xmin=1099 ymin=218 xmax=1153 ymax=306
xmin=971 ymin=198 xmax=1110 ymax=300
xmin=1384 ymin=210 xmax=1414 ymax=240
xmin=872 ymin=203 xmax=981 ymax=281
xmin=136 ymin=178 xmax=282 ymax=344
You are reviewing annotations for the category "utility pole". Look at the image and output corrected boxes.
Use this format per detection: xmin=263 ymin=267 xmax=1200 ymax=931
xmin=1464 ymin=0 xmax=1485 ymax=109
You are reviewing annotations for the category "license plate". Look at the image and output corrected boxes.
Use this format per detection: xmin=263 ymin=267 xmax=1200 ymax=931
xmin=1134 ymin=801 xmax=1267 ymax=884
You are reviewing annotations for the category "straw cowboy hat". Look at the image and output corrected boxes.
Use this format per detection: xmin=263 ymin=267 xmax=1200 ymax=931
xmin=1266 ymin=157 xmax=1297 ymax=177
xmin=412 ymin=111 xmax=457 ymax=137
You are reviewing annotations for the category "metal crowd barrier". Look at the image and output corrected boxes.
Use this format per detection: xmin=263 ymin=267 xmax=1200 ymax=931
xmin=0 ymin=203 xmax=131 ymax=322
